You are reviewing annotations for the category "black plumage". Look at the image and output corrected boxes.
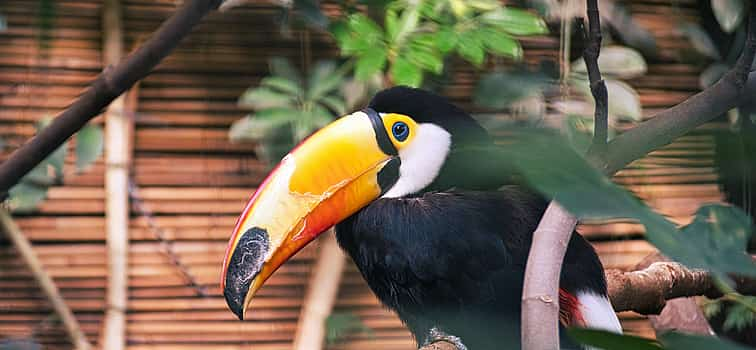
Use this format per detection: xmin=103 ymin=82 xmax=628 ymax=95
xmin=334 ymin=87 xmax=609 ymax=349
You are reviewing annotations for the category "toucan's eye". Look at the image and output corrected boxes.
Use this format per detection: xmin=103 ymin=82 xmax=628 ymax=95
xmin=392 ymin=122 xmax=410 ymax=141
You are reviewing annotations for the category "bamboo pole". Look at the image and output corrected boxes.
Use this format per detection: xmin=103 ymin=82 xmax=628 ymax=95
xmin=100 ymin=0 xmax=131 ymax=349
xmin=0 ymin=209 xmax=92 ymax=350
xmin=292 ymin=231 xmax=346 ymax=350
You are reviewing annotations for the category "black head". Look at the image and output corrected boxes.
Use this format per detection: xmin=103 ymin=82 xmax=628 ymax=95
xmin=369 ymin=86 xmax=493 ymax=147
xmin=365 ymin=86 xmax=511 ymax=197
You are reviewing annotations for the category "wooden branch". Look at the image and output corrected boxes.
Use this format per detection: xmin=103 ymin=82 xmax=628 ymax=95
xmin=293 ymin=231 xmax=346 ymax=350
xmin=100 ymin=0 xmax=132 ymax=349
xmin=633 ymin=253 xmax=714 ymax=336
xmin=603 ymin=7 xmax=756 ymax=175
xmin=521 ymin=2 xmax=605 ymax=349
xmin=521 ymin=202 xmax=577 ymax=350
xmin=606 ymin=263 xmax=756 ymax=314
xmin=0 ymin=209 xmax=92 ymax=350
xmin=0 ymin=0 xmax=223 ymax=197
xmin=419 ymin=340 xmax=458 ymax=350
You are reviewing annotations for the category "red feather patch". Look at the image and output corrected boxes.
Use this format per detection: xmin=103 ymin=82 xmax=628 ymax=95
xmin=559 ymin=288 xmax=585 ymax=327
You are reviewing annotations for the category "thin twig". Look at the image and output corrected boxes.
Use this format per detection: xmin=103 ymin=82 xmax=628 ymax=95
xmin=0 ymin=0 xmax=223 ymax=197
xmin=580 ymin=0 xmax=609 ymax=160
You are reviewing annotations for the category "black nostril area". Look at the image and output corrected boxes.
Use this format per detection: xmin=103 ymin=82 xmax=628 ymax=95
xmin=223 ymin=227 xmax=269 ymax=320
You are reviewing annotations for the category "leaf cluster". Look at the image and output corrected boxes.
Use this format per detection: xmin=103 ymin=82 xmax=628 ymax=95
xmin=6 ymin=119 xmax=103 ymax=212
xmin=569 ymin=328 xmax=754 ymax=350
xmin=330 ymin=0 xmax=547 ymax=86
xmin=229 ymin=57 xmax=379 ymax=164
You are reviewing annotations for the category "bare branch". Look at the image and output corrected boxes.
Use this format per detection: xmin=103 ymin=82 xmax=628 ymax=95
xmin=0 ymin=0 xmax=223 ymax=196
xmin=521 ymin=3 xmax=606 ymax=349
xmin=607 ymin=260 xmax=756 ymax=314
xmin=521 ymin=202 xmax=578 ymax=350
xmin=581 ymin=0 xmax=609 ymax=159
xmin=604 ymin=7 xmax=756 ymax=175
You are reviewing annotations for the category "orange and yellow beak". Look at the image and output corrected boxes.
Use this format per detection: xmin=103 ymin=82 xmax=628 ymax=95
xmin=221 ymin=110 xmax=400 ymax=320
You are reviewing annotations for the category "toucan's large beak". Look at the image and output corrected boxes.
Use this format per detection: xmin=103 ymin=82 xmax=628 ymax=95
xmin=221 ymin=109 xmax=399 ymax=320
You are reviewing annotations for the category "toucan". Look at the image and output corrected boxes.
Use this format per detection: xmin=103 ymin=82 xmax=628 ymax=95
xmin=221 ymin=86 xmax=622 ymax=349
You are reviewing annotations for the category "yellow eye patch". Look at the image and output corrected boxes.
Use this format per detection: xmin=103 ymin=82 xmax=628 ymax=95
xmin=381 ymin=113 xmax=418 ymax=150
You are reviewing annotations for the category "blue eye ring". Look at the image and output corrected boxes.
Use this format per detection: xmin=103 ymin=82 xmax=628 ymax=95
xmin=392 ymin=121 xmax=410 ymax=142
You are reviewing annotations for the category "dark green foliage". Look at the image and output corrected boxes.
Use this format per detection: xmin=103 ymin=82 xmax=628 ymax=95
xmin=325 ymin=311 xmax=373 ymax=344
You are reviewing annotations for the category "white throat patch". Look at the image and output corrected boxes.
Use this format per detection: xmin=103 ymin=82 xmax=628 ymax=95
xmin=382 ymin=123 xmax=452 ymax=198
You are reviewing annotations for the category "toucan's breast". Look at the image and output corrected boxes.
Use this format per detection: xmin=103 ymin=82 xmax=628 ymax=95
xmin=334 ymin=187 xmax=609 ymax=349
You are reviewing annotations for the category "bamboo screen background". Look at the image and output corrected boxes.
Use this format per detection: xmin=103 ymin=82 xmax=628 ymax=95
xmin=0 ymin=0 xmax=727 ymax=348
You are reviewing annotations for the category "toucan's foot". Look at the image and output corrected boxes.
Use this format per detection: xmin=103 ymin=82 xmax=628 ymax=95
xmin=422 ymin=327 xmax=468 ymax=350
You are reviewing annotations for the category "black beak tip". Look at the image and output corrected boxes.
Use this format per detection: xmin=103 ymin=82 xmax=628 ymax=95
xmin=224 ymin=288 xmax=245 ymax=320
xmin=223 ymin=227 xmax=270 ymax=322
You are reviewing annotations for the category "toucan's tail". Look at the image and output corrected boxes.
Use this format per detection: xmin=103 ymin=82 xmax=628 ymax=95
xmin=576 ymin=291 xmax=623 ymax=333
xmin=560 ymin=289 xmax=622 ymax=333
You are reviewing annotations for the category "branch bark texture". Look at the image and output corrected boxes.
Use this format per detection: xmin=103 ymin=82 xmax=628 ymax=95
xmin=521 ymin=202 xmax=577 ymax=350
xmin=0 ymin=0 xmax=223 ymax=196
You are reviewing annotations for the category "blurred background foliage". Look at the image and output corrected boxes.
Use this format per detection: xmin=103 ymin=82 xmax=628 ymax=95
xmin=3 ymin=0 xmax=104 ymax=212
xmin=0 ymin=0 xmax=753 ymax=348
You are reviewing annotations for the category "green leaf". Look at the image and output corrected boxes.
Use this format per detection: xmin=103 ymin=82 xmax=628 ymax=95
xmin=568 ymin=328 xmax=662 ymax=350
xmin=457 ymin=30 xmax=485 ymax=66
xmin=336 ymin=14 xmax=385 ymax=56
xmin=8 ymin=182 xmax=49 ymax=213
xmin=679 ymin=23 xmax=722 ymax=60
xmin=355 ymin=47 xmax=388 ymax=80
xmin=434 ymin=27 xmax=458 ymax=54
xmin=75 ymin=124 xmax=103 ymax=172
xmin=269 ymin=57 xmax=302 ymax=85
xmin=385 ymin=7 xmax=399 ymax=42
xmin=479 ymin=28 xmax=522 ymax=59
xmin=308 ymin=61 xmax=345 ymax=101
xmin=660 ymin=332 xmax=753 ymax=350
xmin=711 ymin=0 xmax=744 ymax=33
xmin=348 ymin=14 xmax=384 ymax=44
xmin=564 ymin=115 xmax=594 ymax=154
xmin=474 ymin=69 xmax=549 ymax=109
xmin=405 ymin=45 xmax=444 ymax=74
xmin=481 ymin=7 xmax=548 ymax=36
xmin=309 ymin=103 xmax=336 ymax=129
xmin=571 ymin=46 xmax=647 ymax=79
xmin=699 ymin=63 xmax=729 ymax=89
xmin=318 ymin=95 xmax=347 ymax=115
xmin=680 ymin=204 xmax=756 ymax=278
xmin=47 ymin=141 xmax=67 ymax=179
xmin=325 ymin=312 xmax=372 ymax=345
xmin=702 ymin=298 xmax=723 ymax=318
xmin=260 ymin=76 xmax=301 ymax=97
xmin=229 ymin=109 xmax=300 ymax=142
xmin=239 ymin=87 xmax=295 ymax=110
xmin=390 ymin=56 xmax=423 ymax=87
xmin=722 ymin=298 xmax=755 ymax=331
xmin=494 ymin=130 xmax=745 ymax=278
